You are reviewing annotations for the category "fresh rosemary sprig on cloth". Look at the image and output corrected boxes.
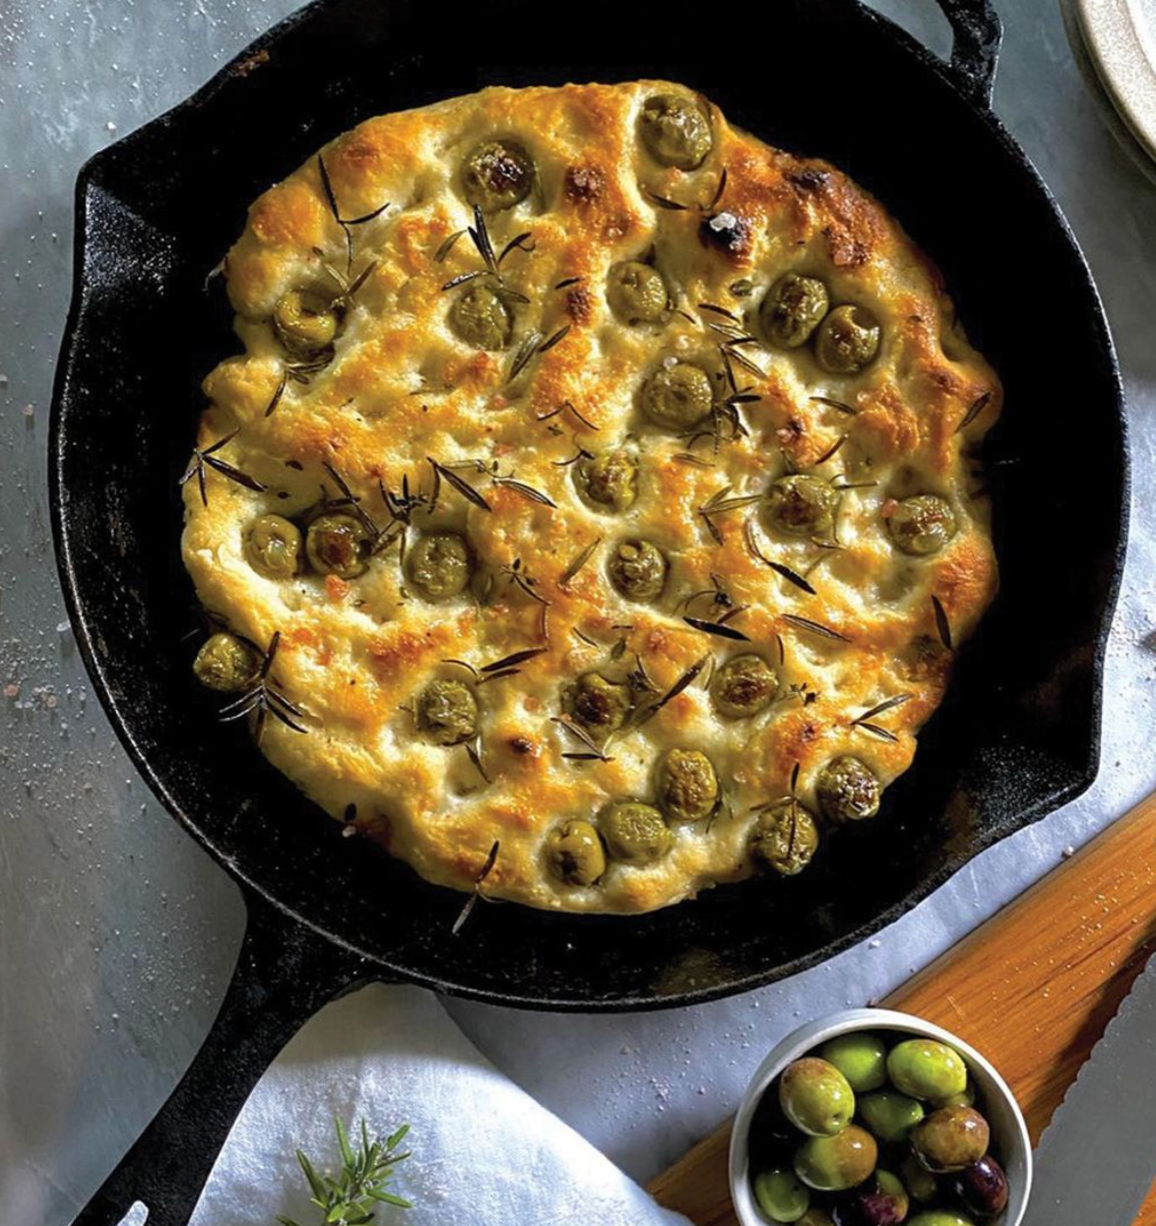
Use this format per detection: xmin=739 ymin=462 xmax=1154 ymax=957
xmin=277 ymin=1116 xmax=412 ymax=1226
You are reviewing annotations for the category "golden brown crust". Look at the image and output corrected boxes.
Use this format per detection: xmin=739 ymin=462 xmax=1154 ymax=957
xmin=182 ymin=82 xmax=1000 ymax=914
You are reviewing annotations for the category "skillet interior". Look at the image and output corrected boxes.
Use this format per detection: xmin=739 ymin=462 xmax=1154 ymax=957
xmin=51 ymin=0 xmax=1127 ymax=1009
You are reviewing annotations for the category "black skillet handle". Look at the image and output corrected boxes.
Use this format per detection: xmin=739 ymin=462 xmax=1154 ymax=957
xmin=932 ymin=0 xmax=1004 ymax=108
xmin=70 ymin=890 xmax=375 ymax=1226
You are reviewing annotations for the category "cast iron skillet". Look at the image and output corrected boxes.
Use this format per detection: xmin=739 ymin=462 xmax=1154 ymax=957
xmin=53 ymin=0 xmax=1126 ymax=1221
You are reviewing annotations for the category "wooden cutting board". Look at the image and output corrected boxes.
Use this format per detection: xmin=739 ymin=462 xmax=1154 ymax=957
xmin=649 ymin=790 xmax=1156 ymax=1224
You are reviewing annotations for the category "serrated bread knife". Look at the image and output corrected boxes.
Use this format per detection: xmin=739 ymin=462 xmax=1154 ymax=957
xmin=1020 ymin=949 xmax=1156 ymax=1225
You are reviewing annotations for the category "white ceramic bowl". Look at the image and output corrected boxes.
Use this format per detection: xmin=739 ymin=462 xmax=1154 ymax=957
xmin=728 ymin=1008 xmax=1031 ymax=1226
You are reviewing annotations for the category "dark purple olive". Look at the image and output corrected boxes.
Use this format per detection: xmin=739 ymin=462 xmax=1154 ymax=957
xmin=952 ymin=1153 xmax=1009 ymax=1218
xmin=831 ymin=1170 xmax=909 ymax=1226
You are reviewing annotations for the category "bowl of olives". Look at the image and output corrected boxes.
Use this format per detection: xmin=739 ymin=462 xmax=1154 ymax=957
xmin=728 ymin=1008 xmax=1030 ymax=1226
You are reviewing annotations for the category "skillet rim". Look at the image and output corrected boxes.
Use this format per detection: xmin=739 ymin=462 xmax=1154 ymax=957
xmin=48 ymin=0 xmax=1129 ymax=1011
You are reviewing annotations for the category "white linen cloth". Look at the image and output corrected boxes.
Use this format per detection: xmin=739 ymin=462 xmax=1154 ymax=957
xmin=176 ymin=983 xmax=690 ymax=1226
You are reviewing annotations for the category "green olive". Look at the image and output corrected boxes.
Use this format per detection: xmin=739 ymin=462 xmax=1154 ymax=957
xmin=656 ymin=748 xmax=720 ymax=823
xmin=580 ymin=449 xmax=639 ymax=513
xmin=449 ymin=283 xmax=514 ymax=350
xmin=933 ymin=1081 xmax=976 ymax=1111
xmin=600 ymin=801 xmax=673 ymax=864
xmin=766 ymin=474 xmax=840 ymax=540
xmin=912 ymin=1106 xmax=990 ymax=1173
xmin=887 ymin=1040 xmax=969 ymax=1102
xmin=547 ymin=819 xmax=606 ymax=886
xmin=641 ymin=361 xmax=714 ymax=432
xmin=859 ymin=1090 xmax=926 ymax=1143
xmin=888 ymin=496 xmax=958 ymax=557
xmin=752 ymin=1167 xmax=811 ymax=1224
xmin=712 ymin=653 xmax=778 ymax=719
xmin=818 ymin=1032 xmax=888 ymax=1093
xmin=460 ymin=138 xmax=535 ymax=211
xmin=751 ymin=800 xmax=819 ymax=876
xmin=415 ymin=678 xmax=478 ymax=746
xmin=406 ymin=532 xmax=472 ymax=602
xmin=760 ymin=274 xmax=830 ymax=348
xmin=873 ymin=1170 xmax=911 ymax=1223
xmin=607 ymin=260 xmax=669 ymax=324
xmin=901 ymin=1149 xmax=939 ymax=1203
xmin=638 ymin=93 xmax=713 ymax=170
xmin=607 ymin=538 xmax=668 ymax=602
xmin=566 ymin=672 xmax=632 ymax=735
xmin=272 ymin=288 xmax=340 ymax=357
xmin=305 ymin=513 xmax=371 ymax=579
xmin=815 ymin=304 xmax=882 ymax=374
xmin=815 ymin=757 xmax=882 ymax=823
xmin=246 ymin=514 xmax=302 ymax=579
xmin=797 ymin=1212 xmax=835 ymax=1226
xmin=193 ymin=632 xmax=261 ymax=693
xmin=906 ymin=1214 xmax=976 ymax=1226
xmin=779 ymin=1058 xmax=856 ymax=1137
xmin=793 ymin=1125 xmax=877 ymax=1192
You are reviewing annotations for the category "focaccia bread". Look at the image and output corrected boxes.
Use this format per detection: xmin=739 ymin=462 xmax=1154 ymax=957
xmin=181 ymin=81 xmax=999 ymax=914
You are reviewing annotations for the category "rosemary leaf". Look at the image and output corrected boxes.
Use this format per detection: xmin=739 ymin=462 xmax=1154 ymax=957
xmin=683 ymin=616 xmax=750 ymax=642
xmin=427 ymin=457 xmax=491 ymax=511
xmin=932 ymin=594 xmax=953 ymax=649
xmin=781 ymin=614 xmax=850 ymax=642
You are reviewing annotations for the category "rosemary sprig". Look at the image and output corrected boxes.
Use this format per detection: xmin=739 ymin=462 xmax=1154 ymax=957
xmin=551 ymin=715 xmax=613 ymax=762
xmin=851 ymin=692 xmax=913 ymax=741
xmin=427 ymin=457 xmax=492 ymax=512
xmin=482 ymin=647 xmax=547 ymax=673
xmin=317 ymin=153 xmax=391 ymax=269
xmin=536 ymin=399 xmax=598 ymax=430
xmin=180 ymin=430 xmax=267 ymax=507
xmin=743 ymin=519 xmax=817 ymax=595
xmin=277 ymin=1115 xmax=411 ymax=1226
xmin=502 ymin=557 xmax=550 ymax=607
xmin=218 ymin=631 xmax=306 ymax=742
xmin=452 ymin=840 xmax=500 ymax=935
xmin=635 ymin=654 xmax=711 ymax=725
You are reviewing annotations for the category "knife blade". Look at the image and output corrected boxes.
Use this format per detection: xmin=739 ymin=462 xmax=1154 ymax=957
xmin=1021 ymin=947 xmax=1156 ymax=1226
